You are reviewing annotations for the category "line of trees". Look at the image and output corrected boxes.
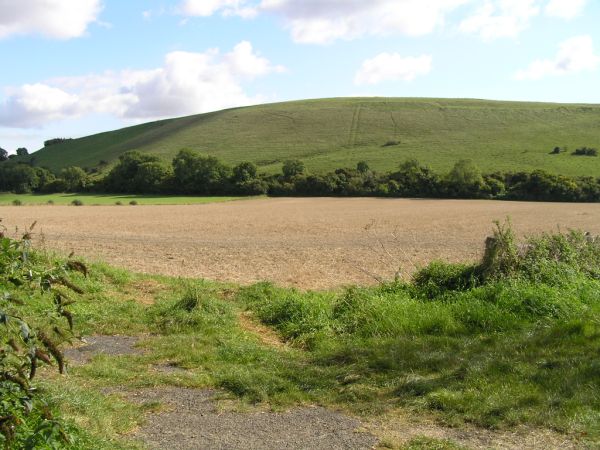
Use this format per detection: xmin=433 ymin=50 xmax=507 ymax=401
xmin=1 ymin=148 xmax=600 ymax=202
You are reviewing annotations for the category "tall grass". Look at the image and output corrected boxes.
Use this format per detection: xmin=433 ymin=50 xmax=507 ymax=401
xmin=10 ymin=223 xmax=599 ymax=446
xmin=235 ymin=224 xmax=600 ymax=436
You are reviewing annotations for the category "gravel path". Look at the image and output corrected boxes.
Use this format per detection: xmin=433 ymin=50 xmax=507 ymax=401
xmin=64 ymin=336 xmax=378 ymax=449
xmin=127 ymin=388 xmax=378 ymax=450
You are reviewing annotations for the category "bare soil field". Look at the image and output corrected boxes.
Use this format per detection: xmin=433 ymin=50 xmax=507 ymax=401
xmin=3 ymin=198 xmax=600 ymax=289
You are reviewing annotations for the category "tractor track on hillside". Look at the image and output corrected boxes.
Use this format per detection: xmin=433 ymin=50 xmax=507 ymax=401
xmin=348 ymin=105 xmax=363 ymax=147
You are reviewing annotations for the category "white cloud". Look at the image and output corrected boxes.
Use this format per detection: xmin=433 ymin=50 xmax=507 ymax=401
xmin=545 ymin=0 xmax=588 ymax=19
xmin=0 ymin=42 xmax=284 ymax=128
xmin=260 ymin=0 xmax=470 ymax=44
xmin=515 ymin=35 xmax=600 ymax=80
xmin=0 ymin=84 xmax=80 ymax=127
xmin=179 ymin=0 xmax=257 ymax=18
xmin=459 ymin=0 xmax=541 ymax=40
xmin=0 ymin=0 xmax=102 ymax=39
xmin=225 ymin=41 xmax=286 ymax=77
xmin=459 ymin=0 xmax=590 ymax=40
xmin=355 ymin=53 xmax=432 ymax=85
xmin=176 ymin=0 xmax=591 ymax=44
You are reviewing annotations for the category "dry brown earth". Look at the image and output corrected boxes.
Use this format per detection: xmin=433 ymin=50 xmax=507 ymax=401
xmin=3 ymin=198 xmax=600 ymax=289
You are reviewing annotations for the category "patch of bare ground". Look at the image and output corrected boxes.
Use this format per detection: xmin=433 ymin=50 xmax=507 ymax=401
xmin=122 ymin=387 xmax=378 ymax=450
xmin=63 ymin=335 xmax=142 ymax=365
xmin=238 ymin=311 xmax=288 ymax=349
xmin=368 ymin=412 xmax=586 ymax=449
xmin=125 ymin=279 xmax=168 ymax=305
xmin=4 ymin=198 xmax=600 ymax=289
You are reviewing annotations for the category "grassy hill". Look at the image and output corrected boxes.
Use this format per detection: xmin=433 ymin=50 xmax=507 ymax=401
xmin=30 ymin=97 xmax=600 ymax=176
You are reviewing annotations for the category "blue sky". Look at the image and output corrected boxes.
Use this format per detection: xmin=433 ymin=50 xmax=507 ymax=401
xmin=0 ymin=0 xmax=599 ymax=153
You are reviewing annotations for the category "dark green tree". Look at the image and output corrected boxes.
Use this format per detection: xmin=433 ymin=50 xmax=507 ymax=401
xmin=389 ymin=159 xmax=440 ymax=196
xmin=356 ymin=161 xmax=370 ymax=174
xmin=172 ymin=149 xmax=232 ymax=194
xmin=0 ymin=164 xmax=40 ymax=193
xmin=282 ymin=159 xmax=305 ymax=179
xmin=104 ymin=151 xmax=164 ymax=193
xmin=444 ymin=159 xmax=486 ymax=197
xmin=232 ymin=161 xmax=258 ymax=183
xmin=60 ymin=166 xmax=88 ymax=192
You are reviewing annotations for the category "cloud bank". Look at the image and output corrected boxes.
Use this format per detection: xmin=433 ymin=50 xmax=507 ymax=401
xmin=177 ymin=0 xmax=590 ymax=44
xmin=0 ymin=0 xmax=102 ymax=39
xmin=0 ymin=42 xmax=284 ymax=128
xmin=355 ymin=53 xmax=432 ymax=85
xmin=515 ymin=35 xmax=599 ymax=80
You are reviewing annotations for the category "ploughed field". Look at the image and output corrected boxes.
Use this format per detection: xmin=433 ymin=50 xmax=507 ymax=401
xmin=4 ymin=197 xmax=600 ymax=289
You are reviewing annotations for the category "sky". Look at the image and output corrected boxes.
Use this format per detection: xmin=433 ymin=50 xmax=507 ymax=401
xmin=0 ymin=0 xmax=599 ymax=153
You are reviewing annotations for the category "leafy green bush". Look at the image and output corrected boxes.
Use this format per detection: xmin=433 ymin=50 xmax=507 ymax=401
xmin=572 ymin=147 xmax=598 ymax=157
xmin=11 ymin=199 xmax=22 ymax=206
xmin=0 ymin=221 xmax=84 ymax=446
xmin=71 ymin=199 xmax=83 ymax=206
xmin=412 ymin=262 xmax=480 ymax=299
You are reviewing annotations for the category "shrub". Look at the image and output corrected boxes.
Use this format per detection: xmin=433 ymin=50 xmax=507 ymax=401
xmin=412 ymin=262 xmax=481 ymax=299
xmin=129 ymin=200 xmax=138 ymax=206
xmin=382 ymin=140 xmax=400 ymax=147
xmin=71 ymin=199 xmax=83 ymax=206
xmin=46 ymin=200 xmax=54 ymax=205
xmin=11 ymin=199 xmax=22 ymax=206
xmin=0 ymin=224 xmax=82 ymax=445
xmin=480 ymin=220 xmax=520 ymax=279
xmin=43 ymin=138 xmax=72 ymax=147
xmin=572 ymin=147 xmax=598 ymax=157
xmin=115 ymin=201 xmax=123 ymax=205
xmin=281 ymin=160 xmax=305 ymax=179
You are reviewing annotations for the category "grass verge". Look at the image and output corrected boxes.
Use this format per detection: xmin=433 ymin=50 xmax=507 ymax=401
xmin=0 ymin=193 xmax=250 ymax=206
xmin=3 ymin=223 xmax=599 ymax=448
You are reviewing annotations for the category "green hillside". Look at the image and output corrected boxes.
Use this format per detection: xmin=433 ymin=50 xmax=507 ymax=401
xmin=30 ymin=98 xmax=600 ymax=176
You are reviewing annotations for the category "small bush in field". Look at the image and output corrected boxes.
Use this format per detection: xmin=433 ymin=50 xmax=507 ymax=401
xmin=129 ymin=200 xmax=138 ymax=206
xmin=71 ymin=199 xmax=83 ymax=206
xmin=572 ymin=147 xmax=598 ymax=157
xmin=115 ymin=201 xmax=123 ymax=205
xmin=12 ymin=199 xmax=22 ymax=206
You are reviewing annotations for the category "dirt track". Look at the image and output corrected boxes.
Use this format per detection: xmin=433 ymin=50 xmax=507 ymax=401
xmin=3 ymin=198 xmax=600 ymax=289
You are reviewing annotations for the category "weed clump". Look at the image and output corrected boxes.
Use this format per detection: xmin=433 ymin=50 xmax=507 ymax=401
xmin=148 ymin=285 xmax=233 ymax=334
xmin=410 ymin=220 xmax=600 ymax=299
xmin=129 ymin=200 xmax=138 ymax=206
xmin=12 ymin=199 xmax=22 ymax=206
xmin=71 ymin=199 xmax=84 ymax=206
xmin=412 ymin=262 xmax=480 ymax=299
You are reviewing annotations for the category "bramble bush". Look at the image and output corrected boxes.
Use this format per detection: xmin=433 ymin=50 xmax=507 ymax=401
xmin=0 ymin=220 xmax=85 ymax=447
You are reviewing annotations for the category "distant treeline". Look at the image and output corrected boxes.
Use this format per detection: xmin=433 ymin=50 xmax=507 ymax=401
xmin=1 ymin=149 xmax=600 ymax=202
